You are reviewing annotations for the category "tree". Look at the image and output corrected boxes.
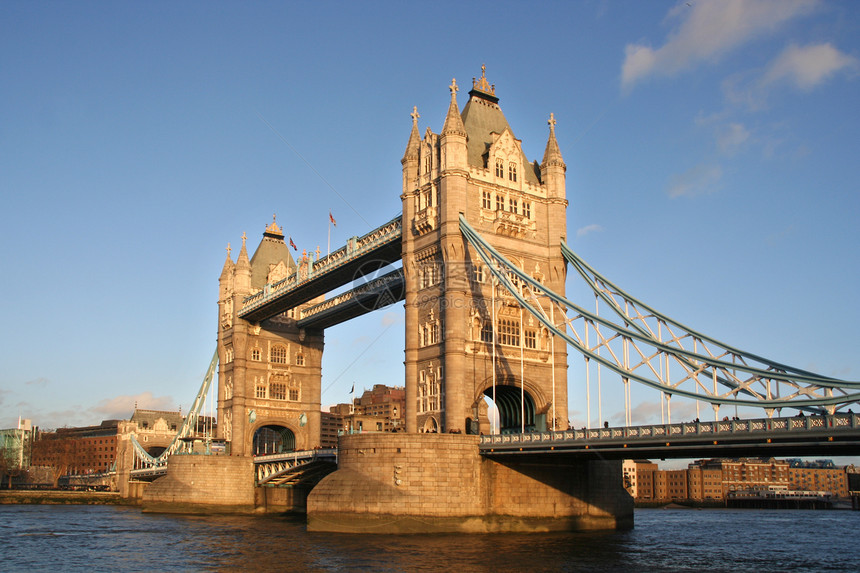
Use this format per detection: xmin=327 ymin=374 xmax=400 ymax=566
xmin=32 ymin=432 xmax=78 ymax=488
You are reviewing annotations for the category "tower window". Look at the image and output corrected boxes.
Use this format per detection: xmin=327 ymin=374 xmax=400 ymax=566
xmin=270 ymin=382 xmax=287 ymax=400
xmin=508 ymin=198 xmax=518 ymax=214
xmin=498 ymin=318 xmax=520 ymax=347
xmin=289 ymin=388 xmax=299 ymax=401
xmin=270 ymin=345 xmax=288 ymax=364
xmin=523 ymin=201 xmax=531 ymax=218
xmin=251 ymin=348 xmax=261 ymax=361
xmin=495 ymin=195 xmax=504 ymax=211
xmin=508 ymin=163 xmax=517 ymax=182
xmin=524 ymin=329 xmax=537 ymax=349
xmin=295 ymin=353 xmax=305 ymax=366
xmin=482 ymin=191 xmax=492 ymax=209
xmin=495 ymin=159 xmax=504 ymax=178
xmin=480 ymin=320 xmax=493 ymax=343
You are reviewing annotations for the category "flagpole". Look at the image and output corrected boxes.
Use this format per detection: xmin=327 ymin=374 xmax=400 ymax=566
xmin=328 ymin=219 xmax=331 ymax=256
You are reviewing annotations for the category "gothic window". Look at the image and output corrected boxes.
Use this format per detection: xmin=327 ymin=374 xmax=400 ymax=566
xmin=270 ymin=345 xmax=288 ymax=364
xmin=295 ymin=353 xmax=305 ymax=366
xmin=508 ymin=163 xmax=517 ymax=182
xmin=270 ymin=382 xmax=287 ymax=400
xmin=424 ymin=155 xmax=431 ymax=174
xmin=495 ymin=194 xmax=504 ymax=211
xmin=289 ymin=388 xmax=299 ymax=401
xmin=251 ymin=348 xmax=261 ymax=361
xmin=498 ymin=318 xmax=520 ymax=347
xmin=224 ymin=346 xmax=234 ymax=364
xmin=522 ymin=201 xmax=531 ymax=218
xmin=495 ymin=159 xmax=504 ymax=178
xmin=524 ymin=329 xmax=537 ymax=349
xmin=508 ymin=198 xmax=518 ymax=214
xmin=256 ymin=384 xmax=267 ymax=399
xmin=471 ymin=264 xmax=484 ymax=283
xmin=482 ymin=190 xmax=492 ymax=209
xmin=420 ymin=262 xmax=437 ymax=289
xmin=480 ymin=320 xmax=493 ymax=343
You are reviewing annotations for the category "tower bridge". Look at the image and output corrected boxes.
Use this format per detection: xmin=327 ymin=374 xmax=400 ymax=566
xmin=131 ymin=67 xmax=860 ymax=532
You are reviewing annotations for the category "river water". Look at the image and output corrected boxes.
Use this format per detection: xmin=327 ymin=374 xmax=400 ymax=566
xmin=2 ymin=505 xmax=858 ymax=572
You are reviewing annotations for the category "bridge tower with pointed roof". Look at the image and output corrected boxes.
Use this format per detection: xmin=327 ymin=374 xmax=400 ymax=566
xmin=401 ymin=67 xmax=570 ymax=434
xmin=216 ymin=216 xmax=325 ymax=456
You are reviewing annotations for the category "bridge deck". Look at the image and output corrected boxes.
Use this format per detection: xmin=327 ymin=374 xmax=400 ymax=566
xmin=479 ymin=413 xmax=860 ymax=460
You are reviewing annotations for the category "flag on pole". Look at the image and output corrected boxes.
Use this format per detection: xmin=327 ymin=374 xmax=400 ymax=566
xmin=289 ymin=237 xmax=297 ymax=251
xmin=329 ymin=212 xmax=336 ymax=226
xmin=350 ymin=383 xmax=354 ymax=394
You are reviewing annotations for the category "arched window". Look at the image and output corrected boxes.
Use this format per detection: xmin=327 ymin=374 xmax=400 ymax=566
xmin=295 ymin=352 xmax=305 ymax=366
xmin=495 ymin=159 xmax=504 ymax=178
xmin=508 ymin=162 xmax=517 ymax=182
xmin=251 ymin=348 xmax=261 ymax=361
xmin=270 ymin=345 xmax=288 ymax=364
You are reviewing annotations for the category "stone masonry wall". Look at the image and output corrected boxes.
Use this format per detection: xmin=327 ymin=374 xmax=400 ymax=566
xmin=307 ymin=433 xmax=633 ymax=533
xmin=141 ymin=455 xmax=256 ymax=513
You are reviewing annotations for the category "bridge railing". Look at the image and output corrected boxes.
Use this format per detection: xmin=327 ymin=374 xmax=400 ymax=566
xmin=478 ymin=413 xmax=860 ymax=447
xmin=240 ymin=216 xmax=402 ymax=315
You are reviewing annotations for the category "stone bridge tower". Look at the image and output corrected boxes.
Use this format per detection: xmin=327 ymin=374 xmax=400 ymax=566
xmin=401 ymin=68 xmax=569 ymax=434
xmin=216 ymin=217 xmax=324 ymax=456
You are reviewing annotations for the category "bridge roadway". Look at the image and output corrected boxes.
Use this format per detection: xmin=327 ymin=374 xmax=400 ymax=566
xmin=239 ymin=216 xmax=403 ymax=323
xmin=479 ymin=412 xmax=860 ymax=460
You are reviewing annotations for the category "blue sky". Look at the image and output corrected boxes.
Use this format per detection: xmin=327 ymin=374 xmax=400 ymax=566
xmin=2 ymin=0 xmax=858 ymax=459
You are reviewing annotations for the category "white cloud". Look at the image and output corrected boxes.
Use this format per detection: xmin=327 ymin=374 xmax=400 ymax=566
xmin=667 ymin=164 xmax=723 ymax=198
xmin=763 ymin=43 xmax=859 ymax=90
xmin=576 ymin=224 xmax=604 ymax=237
xmin=91 ymin=391 xmax=175 ymax=420
xmin=621 ymin=0 xmax=819 ymax=89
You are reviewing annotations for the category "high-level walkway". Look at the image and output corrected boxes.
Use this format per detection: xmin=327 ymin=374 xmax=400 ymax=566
xmin=238 ymin=216 xmax=403 ymax=323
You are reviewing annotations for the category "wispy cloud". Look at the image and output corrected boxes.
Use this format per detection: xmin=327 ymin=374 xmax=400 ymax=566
xmin=763 ymin=43 xmax=859 ymax=90
xmin=26 ymin=377 xmax=50 ymax=387
xmin=576 ymin=224 xmax=604 ymax=237
xmin=716 ymin=122 xmax=751 ymax=154
xmin=667 ymin=164 xmax=723 ymax=198
xmin=621 ymin=0 xmax=819 ymax=89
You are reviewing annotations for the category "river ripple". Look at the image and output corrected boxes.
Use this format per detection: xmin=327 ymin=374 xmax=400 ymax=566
xmin=2 ymin=505 xmax=858 ymax=572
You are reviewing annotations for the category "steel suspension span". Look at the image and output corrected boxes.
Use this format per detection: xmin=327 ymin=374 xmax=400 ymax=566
xmin=129 ymin=349 xmax=219 ymax=471
xmin=459 ymin=216 xmax=860 ymax=418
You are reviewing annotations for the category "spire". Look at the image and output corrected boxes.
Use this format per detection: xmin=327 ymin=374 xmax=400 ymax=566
xmin=236 ymin=232 xmax=250 ymax=269
xmin=541 ymin=113 xmax=565 ymax=168
xmin=402 ymin=106 xmax=420 ymax=162
xmin=441 ymin=78 xmax=466 ymax=136
xmin=220 ymin=242 xmax=234 ymax=278
xmin=541 ymin=113 xmax=566 ymax=200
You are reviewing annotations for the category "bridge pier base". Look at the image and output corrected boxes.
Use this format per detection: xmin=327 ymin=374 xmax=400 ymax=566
xmin=307 ymin=434 xmax=633 ymax=533
xmin=141 ymin=455 xmax=257 ymax=514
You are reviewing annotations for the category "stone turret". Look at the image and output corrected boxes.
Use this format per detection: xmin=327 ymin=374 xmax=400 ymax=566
xmin=540 ymin=113 xmax=566 ymax=200
xmin=401 ymin=106 xmax=421 ymax=194
xmin=234 ymin=233 xmax=252 ymax=296
xmin=440 ymin=79 xmax=468 ymax=174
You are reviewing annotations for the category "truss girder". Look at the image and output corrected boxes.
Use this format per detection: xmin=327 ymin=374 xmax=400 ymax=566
xmin=459 ymin=216 xmax=860 ymax=412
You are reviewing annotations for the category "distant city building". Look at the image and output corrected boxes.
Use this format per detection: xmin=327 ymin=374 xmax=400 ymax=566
xmin=320 ymin=385 xmax=406 ymax=447
xmin=32 ymin=420 xmax=120 ymax=475
xmin=0 ymin=419 xmax=38 ymax=486
xmin=623 ymin=457 xmax=853 ymax=503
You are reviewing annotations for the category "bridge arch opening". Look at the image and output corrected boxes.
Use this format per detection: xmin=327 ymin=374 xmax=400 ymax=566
xmin=252 ymin=425 xmax=296 ymax=456
xmin=146 ymin=446 xmax=167 ymax=457
xmin=421 ymin=416 xmax=439 ymax=433
xmin=481 ymin=384 xmax=539 ymax=434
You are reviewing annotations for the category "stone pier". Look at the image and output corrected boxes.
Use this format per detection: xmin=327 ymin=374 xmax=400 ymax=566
xmin=307 ymin=433 xmax=633 ymax=533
